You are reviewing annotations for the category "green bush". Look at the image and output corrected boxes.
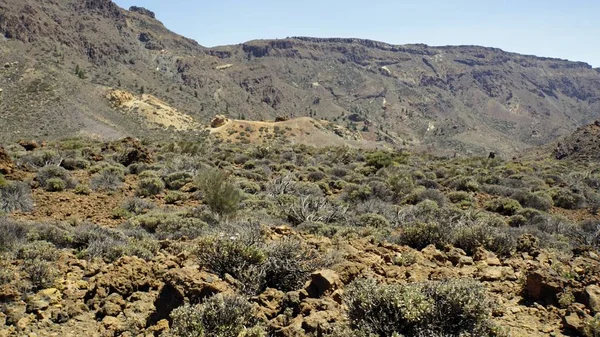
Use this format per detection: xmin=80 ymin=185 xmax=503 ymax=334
xmin=74 ymin=184 xmax=91 ymax=195
xmin=448 ymin=191 xmax=473 ymax=204
xmin=420 ymin=278 xmax=492 ymax=335
xmin=36 ymin=165 xmax=77 ymax=190
xmin=0 ymin=218 xmax=28 ymax=252
xmin=358 ymin=213 xmax=390 ymax=228
xmin=511 ymin=190 xmax=553 ymax=211
xmin=484 ymin=198 xmax=522 ymax=216
xmin=449 ymin=176 xmax=480 ymax=192
xmin=128 ymin=211 xmax=207 ymax=239
xmin=22 ymin=258 xmax=58 ymax=291
xmin=136 ymin=177 xmax=165 ymax=197
xmin=195 ymin=168 xmax=242 ymax=216
xmin=365 ymin=151 xmax=406 ymax=169
xmin=44 ymin=177 xmax=66 ymax=192
xmin=164 ymin=171 xmax=193 ymax=190
xmin=263 ymin=238 xmax=315 ymax=292
xmin=196 ymin=234 xmax=266 ymax=280
xmin=553 ymin=189 xmax=586 ymax=210
xmin=345 ymin=278 xmax=433 ymax=336
xmin=165 ymin=191 xmax=188 ymax=204
xmin=344 ymin=278 xmax=493 ymax=337
xmin=0 ymin=181 xmax=34 ymax=213
xmin=170 ymin=293 xmax=262 ymax=337
xmin=90 ymin=166 xmax=125 ymax=192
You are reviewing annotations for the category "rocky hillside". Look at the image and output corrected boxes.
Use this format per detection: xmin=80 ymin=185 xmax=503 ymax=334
xmin=1 ymin=136 xmax=600 ymax=336
xmin=2 ymin=0 xmax=600 ymax=155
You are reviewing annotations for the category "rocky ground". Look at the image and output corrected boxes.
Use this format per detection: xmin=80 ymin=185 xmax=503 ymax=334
xmin=1 ymin=130 xmax=600 ymax=336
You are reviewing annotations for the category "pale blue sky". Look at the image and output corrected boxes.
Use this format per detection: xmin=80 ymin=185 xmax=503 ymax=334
xmin=113 ymin=0 xmax=599 ymax=66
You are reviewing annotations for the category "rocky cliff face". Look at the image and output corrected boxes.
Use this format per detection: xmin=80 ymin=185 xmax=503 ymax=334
xmin=1 ymin=0 xmax=600 ymax=155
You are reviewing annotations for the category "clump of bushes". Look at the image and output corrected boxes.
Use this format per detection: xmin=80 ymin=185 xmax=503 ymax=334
xmin=90 ymin=166 xmax=125 ymax=192
xmin=136 ymin=171 xmax=165 ymax=197
xmin=170 ymin=293 xmax=264 ymax=337
xmin=195 ymin=168 xmax=242 ymax=216
xmin=484 ymin=197 xmax=522 ymax=216
xmin=344 ymin=278 xmax=494 ymax=337
xmin=36 ymin=165 xmax=77 ymax=192
xmin=163 ymin=171 xmax=193 ymax=190
xmin=0 ymin=181 xmax=34 ymax=213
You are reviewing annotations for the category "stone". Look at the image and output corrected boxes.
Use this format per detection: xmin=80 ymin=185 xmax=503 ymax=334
xmin=305 ymin=270 xmax=341 ymax=298
xmin=478 ymin=266 xmax=514 ymax=281
xmin=584 ymin=285 xmax=600 ymax=314
xmin=526 ymin=269 xmax=567 ymax=304
xmin=26 ymin=288 xmax=62 ymax=312
xmin=0 ymin=146 xmax=14 ymax=175
xmin=563 ymin=313 xmax=584 ymax=331
xmin=18 ymin=140 xmax=39 ymax=151
xmin=210 ymin=114 xmax=228 ymax=128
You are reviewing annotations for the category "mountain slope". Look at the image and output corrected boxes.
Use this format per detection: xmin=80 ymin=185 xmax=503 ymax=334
xmin=2 ymin=0 xmax=600 ymax=155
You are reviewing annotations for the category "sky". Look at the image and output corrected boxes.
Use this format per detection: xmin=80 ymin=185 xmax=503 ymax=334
xmin=112 ymin=0 xmax=599 ymax=67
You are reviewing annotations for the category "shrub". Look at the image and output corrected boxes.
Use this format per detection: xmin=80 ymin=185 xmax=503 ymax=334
xmin=394 ymin=222 xmax=449 ymax=250
xmin=16 ymin=241 xmax=59 ymax=261
xmin=44 ymin=177 xmax=66 ymax=192
xmin=553 ymin=189 xmax=586 ymax=210
xmin=90 ymin=166 xmax=124 ymax=192
xmin=122 ymin=197 xmax=155 ymax=215
xmin=22 ymin=259 xmax=58 ymax=291
xmin=36 ymin=165 xmax=76 ymax=190
xmin=128 ymin=211 xmax=207 ymax=239
xmin=136 ymin=177 xmax=165 ymax=197
xmin=170 ymin=294 xmax=262 ymax=337
xmin=420 ymin=278 xmax=492 ymax=336
xmin=74 ymin=184 xmax=91 ymax=195
xmin=163 ymin=171 xmax=193 ymax=190
xmin=344 ymin=278 xmax=493 ymax=337
xmin=366 ymin=151 xmax=405 ymax=170
xmin=484 ymin=198 xmax=522 ymax=216
xmin=195 ymin=168 xmax=242 ymax=216
xmin=448 ymin=191 xmax=472 ymax=204
xmin=263 ymin=239 xmax=315 ymax=292
xmin=405 ymin=188 xmax=446 ymax=207
xmin=345 ymin=278 xmax=433 ymax=336
xmin=196 ymin=234 xmax=266 ymax=280
xmin=285 ymin=195 xmax=348 ymax=226
xmin=358 ymin=213 xmax=390 ymax=228
xmin=342 ymin=183 xmax=372 ymax=202
xmin=0 ymin=218 xmax=28 ymax=252
xmin=0 ymin=181 xmax=34 ymax=213
xmin=449 ymin=176 xmax=480 ymax=192
xmin=511 ymin=190 xmax=553 ymax=211
xmin=165 ymin=191 xmax=188 ymax=204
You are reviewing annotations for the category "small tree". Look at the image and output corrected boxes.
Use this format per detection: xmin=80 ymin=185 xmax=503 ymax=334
xmin=195 ymin=168 xmax=241 ymax=216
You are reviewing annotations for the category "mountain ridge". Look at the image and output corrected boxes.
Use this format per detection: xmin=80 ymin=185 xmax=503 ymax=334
xmin=1 ymin=0 xmax=600 ymax=156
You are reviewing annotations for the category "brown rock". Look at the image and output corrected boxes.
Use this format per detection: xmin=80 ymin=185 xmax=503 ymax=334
xmin=526 ymin=269 xmax=567 ymax=304
xmin=99 ymin=293 xmax=125 ymax=317
xmin=305 ymin=270 xmax=341 ymax=298
xmin=255 ymin=288 xmax=284 ymax=319
xmin=584 ymin=285 xmax=600 ymax=314
xmin=210 ymin=114 xmax=229 ymax=128
xmin=0 ymin=146 xmax=14 ymax=175
xmin=18 ymin=140 xmax=39 ymax=151
xmin=421 ymin=244 xmax=447 ymax=263
xmin=25 ymin=288 xmax=62 ymax=312
xmin=110 ymin=137 xmax=152 ymax=167
xmin=563 ymin=313 xmax=584 ymax=332
xmin=478 ymin=266 xmax=514 ymax=281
